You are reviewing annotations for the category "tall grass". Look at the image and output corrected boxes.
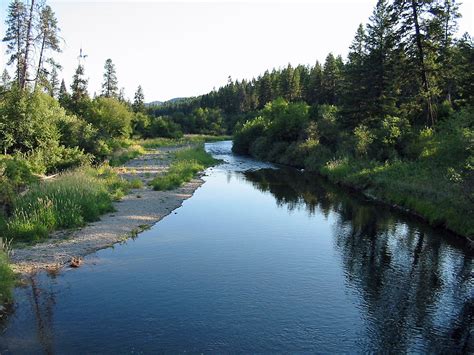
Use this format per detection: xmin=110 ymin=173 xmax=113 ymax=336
xmin=0 ymin=249 xmax=14 ymax=304
xmin=149 ymin=146 xmax=219 ymax=191
xmin=109 ymin=144 xmax=145 ymax=166
xmin=5 ymin=165 xmax=131 ymax=242
xmin=138 ymin=135 xmax=231 ymax=149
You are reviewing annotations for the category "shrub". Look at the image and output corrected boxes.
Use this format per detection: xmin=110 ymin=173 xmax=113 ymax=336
xmin=145 ymin=116 xmax=183 ymax=139
xmin=88 ymin=97 xmax=133 ymax=139
xmin=233 ymin=116 xmax=268 ymax=154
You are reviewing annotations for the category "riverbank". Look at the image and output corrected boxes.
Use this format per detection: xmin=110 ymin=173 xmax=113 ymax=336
xmin=9 ymin=145 xmax=214 ymax=274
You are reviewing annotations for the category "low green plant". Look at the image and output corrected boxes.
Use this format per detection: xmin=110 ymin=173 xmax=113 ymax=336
xmin=0 ymin=249 xmax=14 ymax=304
xmin=5 ymin=166 xmax=130 ymax=242
xmin=129 ymin=178 xmax=144 ymax=189
xmin=149 ymin=146 xmax=218 ymax=191
xmin=109 ymin=144 xmax=145 ymax=166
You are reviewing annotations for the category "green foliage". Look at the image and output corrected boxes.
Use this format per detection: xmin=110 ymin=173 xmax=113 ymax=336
xmin=233 ymin=116 xmax=268 ymax=154
xmin=4 ymin=165 xmax=130 ymax=242
xmin=145 ymin=116 xmax=183 ymax=139
xmin=88 ymin=97 xmax=133 ymax=139
xmin=0 ymin=250 xmax=15 ymax=304
xmin=109 ymin=144 xmax=145 ymax=166
xmin=0 ymin=89 xmax=62 ymax=154
xmin=149 ymin=146 xmax=218 ymax=191
xmin=138 ymin=135 xmax=231 ymax=149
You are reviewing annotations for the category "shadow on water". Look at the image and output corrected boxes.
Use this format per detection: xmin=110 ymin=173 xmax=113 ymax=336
xmin=244 ymin=168 xmax=473 ymax=352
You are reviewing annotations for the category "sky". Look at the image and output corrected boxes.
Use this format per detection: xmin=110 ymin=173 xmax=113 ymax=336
xmin=0 ymin=0 xmax=473 ymax=102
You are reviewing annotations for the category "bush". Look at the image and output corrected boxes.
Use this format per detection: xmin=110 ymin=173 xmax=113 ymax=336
xmin=145 ymin=116 xmax=183 ymax=139
xmin=0 ymin=89 xmax=62 ymax=155
xmin=233 ymin=116 xmax=268 ymax=154
xmin=88 ymin=97 xmax=133 ymax=139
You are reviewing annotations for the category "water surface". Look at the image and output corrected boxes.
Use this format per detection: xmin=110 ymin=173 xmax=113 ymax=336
xmin=0 ymin=141 xmax=472 ymax=353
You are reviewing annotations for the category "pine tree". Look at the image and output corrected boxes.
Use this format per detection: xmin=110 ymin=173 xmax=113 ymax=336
xmin=1 ymin=69 xmax=12 ymax=90
xmin=3 ymin=0 xmax=27 ymax=87
xmin=34 ymin=4 xmax=61 ymax=90
xmin=133 ymin=85 xmax=145 ymax=112
xmin=58 ymin=78 xmax=70 ymax=107
xmin=101 ymin=58 xmax=118 ymax=98
xmin=307 ymin=61 xmax=323 ymax=104
xmin=70 ymin=64 xmax=89 ymax=115
xmin=342 ymin=24 xmax=370 ymax=128
xmin=365 ymin=0 xmax=398 ymax=118
xmin=321 ymin=53 xmax=343 ymax=105
xmin=436 ymin=0 xmax=461 ymax=103
xmin=258 ymin=71 xmax=273 ymax=108
xmin=392 ymin=0 xmax=442 ymax=125
xmin=48 ymin=66 xmax=60 ymax=97
xmin=118 ymin=87 xmax=126 ymax=102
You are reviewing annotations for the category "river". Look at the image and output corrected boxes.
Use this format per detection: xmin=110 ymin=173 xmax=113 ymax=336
xmin=0 ymin=140 xmax=472 ymax=353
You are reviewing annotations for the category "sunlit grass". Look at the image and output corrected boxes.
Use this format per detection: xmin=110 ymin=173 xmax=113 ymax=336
xmin=5 ymin=165 xmax=132 ymax=242
xmin=149 ymin=146 xmax=219 ymax=191
xmin=138 ymin=135 xmax=231 ymax=149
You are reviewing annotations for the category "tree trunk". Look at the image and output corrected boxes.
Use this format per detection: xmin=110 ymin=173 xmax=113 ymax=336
xmin=410 ymin=0 xmax=435 ymax=126
xmin=34 ymin=35 xmax=46 ymax=92
xmin=21 ymin=0 xmax=35 ymax=90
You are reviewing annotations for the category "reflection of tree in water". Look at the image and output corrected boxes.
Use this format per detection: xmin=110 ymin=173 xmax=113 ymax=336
xmin=244 ymin=168 xmax=473 ymax=352
xmin=28 ymin=270 xmax=59 ymax=355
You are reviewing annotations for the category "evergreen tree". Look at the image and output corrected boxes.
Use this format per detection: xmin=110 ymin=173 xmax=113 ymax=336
xmin=436 ymin=0 xmax=461 ymax=103
xmin=118 ymin=87 xmax=126 ymax=102
xmin=58 ymin=78 xmax=70 ymax=107
xmin=258 ymin=70 xmax=273 ymax=108
xmin=48 ymin=66 xmax=60 ymax=97
xmin=70 ymin=64 xmax=89 ymax=115
xmin=3 ymin=0 xmax=27 ymax=87
xmin=342 ymin=24 xmax=370 ymax=128
xmin=392 ymin=0 xmax=442 ymax=125
xmin=101 ymin=58 xmax=119 ymax=98
xmin=133 ymin=85 xmax=145 ymax=112
xmin=321 ymin=53 xmax=343 ymax=105
xmin=306 ymin=61 xmax=323 ymax=104
xmin=34 ymin=4 xmax=61 ymax=90
xmin=365 ymin=0 xmax=398 ymax=118
xmin=1 ymin=69 xmax=12 ymax=90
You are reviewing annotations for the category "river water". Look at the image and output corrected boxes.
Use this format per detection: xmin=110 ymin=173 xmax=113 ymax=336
xmin=0 ymin=140 xmax=472 ymax=353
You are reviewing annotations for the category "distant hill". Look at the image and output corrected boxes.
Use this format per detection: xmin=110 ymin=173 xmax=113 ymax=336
xmin=145 ymin=97 xmax=188 ymax=107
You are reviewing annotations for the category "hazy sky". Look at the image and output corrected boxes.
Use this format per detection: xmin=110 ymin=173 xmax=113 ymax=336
xmin=0 ymin=0 xmax=472 ymax=102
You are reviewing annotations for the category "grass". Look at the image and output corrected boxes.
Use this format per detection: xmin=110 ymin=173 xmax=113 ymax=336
xmin=319 ymin=157 xmax=473 ymax=237
xmin=0 ymin=249 xmax=14 ymax=304
xmin=129 ymin=178 xmax=144 ymax=189
xmin=109 ymin=144 xmax=145 ymax=166
xmin=138 ymin=134 xmax=231 ymax=149
xmin=149 ymin=145 xmax=219 ymax=191
xmin=4 ymin=165 xmax=132 ymax=243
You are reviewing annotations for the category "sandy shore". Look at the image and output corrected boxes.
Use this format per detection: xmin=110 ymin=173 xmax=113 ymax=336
xmin=10 ymin=146 xmax=205 ymax=275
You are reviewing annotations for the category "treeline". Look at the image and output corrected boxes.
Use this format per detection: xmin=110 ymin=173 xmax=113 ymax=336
xmin=152 ymin=0 xmax=472 ymax=137
xmin=152 ymin=0 xmax=473 ymax=236
xmin=228 ymin=0 xmax=473 ymax=236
